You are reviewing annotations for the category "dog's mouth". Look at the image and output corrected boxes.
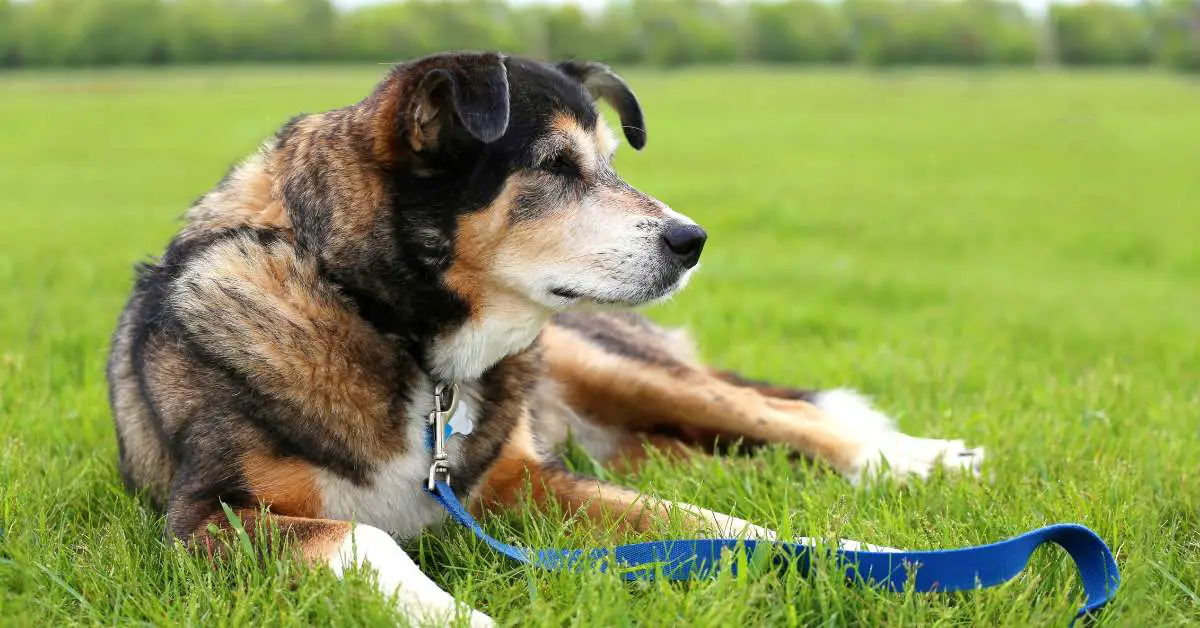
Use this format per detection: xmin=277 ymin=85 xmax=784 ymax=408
xmin=549 ymin=267 xmax=695 ymax=308
xmin=549 ymin=286 xmax=629 ymax=306
xmin=550 ymin=287 xmax=586 ymax=300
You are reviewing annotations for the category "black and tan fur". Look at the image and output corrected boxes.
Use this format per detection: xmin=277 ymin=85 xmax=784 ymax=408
xmin=108 ymin=52 xmax=982 ymax=626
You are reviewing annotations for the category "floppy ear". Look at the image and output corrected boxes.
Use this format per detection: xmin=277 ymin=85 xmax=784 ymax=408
xmin=557 ymin=60 xmax=646 ymax=150
xmin=378 ymin=52 xmax=511 ymax=154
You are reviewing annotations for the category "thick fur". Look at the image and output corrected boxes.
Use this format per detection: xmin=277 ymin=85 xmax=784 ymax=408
xmin=108 ymin=52 xmax=982 ymax=626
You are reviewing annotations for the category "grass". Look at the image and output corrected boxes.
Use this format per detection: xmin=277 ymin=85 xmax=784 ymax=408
xmin=1 ymin=66 xmax=1198 ymax=626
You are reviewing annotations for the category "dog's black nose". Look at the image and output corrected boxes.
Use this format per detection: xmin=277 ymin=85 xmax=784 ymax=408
xmin=661 ymin=223 xmax=707 ymax=268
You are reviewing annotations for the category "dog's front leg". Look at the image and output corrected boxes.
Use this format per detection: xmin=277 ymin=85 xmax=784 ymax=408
xmin=476 ymin=451 xmax=914 ymax=553
xmin=181 ymin=508 xmax=494 ymax=627
xmin=329 ymin=523 xmax=495 ymax=627
xmin=474 ymin=424 xmax=774 ymax=540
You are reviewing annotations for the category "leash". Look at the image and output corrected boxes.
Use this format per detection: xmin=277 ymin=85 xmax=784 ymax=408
xmin=424 ymin=383 xmax=1120 ymax=623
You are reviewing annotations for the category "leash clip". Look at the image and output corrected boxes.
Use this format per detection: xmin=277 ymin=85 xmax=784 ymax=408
xmin=427 ymin=382 xmax=459 ymax=491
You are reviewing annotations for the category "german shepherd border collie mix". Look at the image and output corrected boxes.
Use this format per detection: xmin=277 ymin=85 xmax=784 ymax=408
xmin=108 ymin=52 xmax=984 ymax=625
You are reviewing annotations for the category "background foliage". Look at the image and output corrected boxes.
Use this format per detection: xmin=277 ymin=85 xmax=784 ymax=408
xmin=0 ymin=0 xmax=1198 ymax=72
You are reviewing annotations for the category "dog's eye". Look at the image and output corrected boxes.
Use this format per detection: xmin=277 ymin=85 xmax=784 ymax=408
xmin=541 ymin=154 xmax=580 ymax=178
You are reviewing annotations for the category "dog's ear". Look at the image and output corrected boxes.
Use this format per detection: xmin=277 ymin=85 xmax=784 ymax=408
xmin=557 ymin=60 xmax=646 ymax=150
xmin=376 ymin=52 xmax=511 ymax=155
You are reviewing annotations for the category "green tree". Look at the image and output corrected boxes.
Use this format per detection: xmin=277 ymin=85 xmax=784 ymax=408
xmin=1156 ymin=0 xmax=1200 ymax=72
xmin=14 ymin=0 xmax=71 ymax=66
xmin=543 ymin=4 xmax=607 ymax=61
xmin=336 ymin=2 xmax=431 ymax=62
xmin=748 ymin=1 xmax=851 ymax=63
xmin=73 ymin=0 xmax=167 ymax=65
xmin=631 ymin=0 xmax=742 ymax=67
xmin=270 ymin=0 xmax=337 ymax=62
xmin=0 ymin=0 xmax=18 ymax=67
xmin=1050 ymin=2 xmax=1154 ymax=65
xmin=336 ymin=0 xmax=529 ymax=63
xmin=164 ymin=0 xmax=248 ymax=64
xmin=848 ymin=0 xmax=1037 ymax=67
xmin=0 ymin=0 xmax=1194 ymax=75
xmin=163 ymin=0 xmax=338 ymax=64
xmin=12 ymin=0 xmax=167 ymax=66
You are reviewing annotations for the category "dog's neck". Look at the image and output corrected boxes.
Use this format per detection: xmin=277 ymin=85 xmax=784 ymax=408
xmin=333 ymin=273 xmax=549 ymax=384
xmin=427 ymin=301 xmax=550 ymax=383
xmin=272 ymin=125 xmax=550 ymax=383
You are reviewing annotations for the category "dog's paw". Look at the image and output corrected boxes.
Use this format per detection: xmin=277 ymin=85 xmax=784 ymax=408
xmin=813 ymin=388 xmax=985 ymax=484
xmin=851 ymin=433 xmax=985 ymax=485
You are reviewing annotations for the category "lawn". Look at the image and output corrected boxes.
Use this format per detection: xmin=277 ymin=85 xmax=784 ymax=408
xmin=0 ymin=67 xmax=1197 ymax=626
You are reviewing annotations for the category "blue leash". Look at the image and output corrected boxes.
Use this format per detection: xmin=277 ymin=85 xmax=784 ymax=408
xmin=422 ymin=385 xmax=1118 ymax=623
xmin=427 ymin=480 xmax=1118 ymax=622
xmin=429 ymin=482 xmax=1113 ymax=624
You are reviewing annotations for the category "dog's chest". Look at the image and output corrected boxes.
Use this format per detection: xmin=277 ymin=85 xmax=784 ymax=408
xmin=314 ymin=380 xmax=485 ymax=539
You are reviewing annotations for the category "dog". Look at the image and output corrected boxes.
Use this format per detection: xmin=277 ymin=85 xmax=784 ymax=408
xmin=107 ymin=51 xmax=984 ymax=626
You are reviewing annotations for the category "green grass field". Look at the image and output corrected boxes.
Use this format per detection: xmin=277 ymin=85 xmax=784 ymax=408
xmin=1 ymin=67 xmax=1197 ymax=626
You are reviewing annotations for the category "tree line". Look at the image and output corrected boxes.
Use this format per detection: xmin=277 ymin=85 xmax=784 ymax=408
xmin=0 ymin=0 xmax=1197 ymax=73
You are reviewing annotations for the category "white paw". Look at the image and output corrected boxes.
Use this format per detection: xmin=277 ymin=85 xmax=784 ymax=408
xmin=330 ymin=524 xmax=496 ymax=628
xmin=813 ymin=388 xmax=985 ymax=484
xmin=853 ymin=432 xmax=985 ymax=484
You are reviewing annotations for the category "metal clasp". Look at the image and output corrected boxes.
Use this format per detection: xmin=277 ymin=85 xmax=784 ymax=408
xmin=427 ymin=382 xmax=459 ymax=491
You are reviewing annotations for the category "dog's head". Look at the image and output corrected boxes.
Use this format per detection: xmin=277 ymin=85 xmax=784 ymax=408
xmin=366 ymin=52 xmax=704 ymax=311
xmin=270 ymin=52 xmax=705 ymax=378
